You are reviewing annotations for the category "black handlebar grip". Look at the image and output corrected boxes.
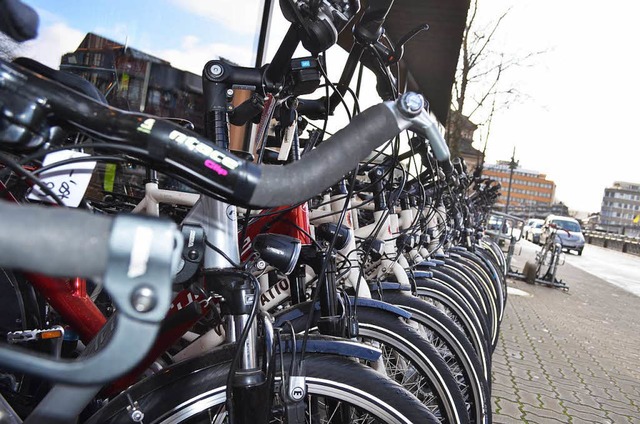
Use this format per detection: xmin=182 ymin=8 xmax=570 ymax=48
xmin=249 ymin=102 xmax=401 ymax=207
xmin=0 ymin=201 xmax=112 ymax=277
xmin=0 ymin=0 xmax=39 ymax=41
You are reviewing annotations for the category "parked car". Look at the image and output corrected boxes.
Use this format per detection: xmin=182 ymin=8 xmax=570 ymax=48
xmin=539 ymin=215 xmax=585 ymax=255
xmin=523 ymin=218 xmax=544 ymax=241
xmin=526 ymin=220 xmax=544 ymax=244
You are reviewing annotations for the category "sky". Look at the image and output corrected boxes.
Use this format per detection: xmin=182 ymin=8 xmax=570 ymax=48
xmin=11 ymin=0 xmax=640 ymax=213
xmin=470 ymin=0 xmax=640 ymax=213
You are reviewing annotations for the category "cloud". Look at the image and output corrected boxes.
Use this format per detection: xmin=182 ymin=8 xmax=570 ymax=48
xmin=20 ymin=22 xmax=85 ymax=69
xmin=169 ymin=0 xmax=262 ymax=35
xmin=153 ymin=35 xmax=254 ymax=74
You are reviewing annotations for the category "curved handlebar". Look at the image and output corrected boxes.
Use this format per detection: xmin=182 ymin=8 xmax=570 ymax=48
xmin=0 ymin=201 xmax=183 ymax=385
xmin=0 ymin=201 xmax=112 ymax=278
xmin=0 ymin=59 xmax=451 ymax=209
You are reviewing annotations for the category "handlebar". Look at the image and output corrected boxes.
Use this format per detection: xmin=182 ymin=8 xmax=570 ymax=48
xmin=0 ymin=201 xmax=183 ymax=385
xmin=0 ymin=201 xmax=113 ymax=278
xmin=0 ymin=58 xmax=451 ymax=209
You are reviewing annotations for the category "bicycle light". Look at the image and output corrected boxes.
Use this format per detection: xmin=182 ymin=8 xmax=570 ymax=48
xmin=315 ymin=222 xmax=352 ymax=251
xmin=252 ymin=233 xmax=302 ymax=275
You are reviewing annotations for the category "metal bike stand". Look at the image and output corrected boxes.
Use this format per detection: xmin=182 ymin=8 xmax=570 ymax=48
xmin=518 ymin=241 xmax=570 ymax=292
xmin=484 ymin=211 xmax=525 ymax=278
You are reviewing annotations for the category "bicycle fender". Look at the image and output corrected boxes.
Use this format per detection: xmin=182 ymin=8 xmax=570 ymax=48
xmin=280 ymin=336 xmax=381 ymax=362
xmin=274 ymin=298 xmax=412 ymax=326
xmin=350 ymin=297 xmax=412 ymax=319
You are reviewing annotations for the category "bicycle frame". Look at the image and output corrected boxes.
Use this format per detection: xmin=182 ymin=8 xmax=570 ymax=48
xmin=131 ymin=179 xmax=199 ymax=215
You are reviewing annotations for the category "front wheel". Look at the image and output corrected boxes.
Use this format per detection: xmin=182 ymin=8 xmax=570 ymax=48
xmin=86 ymin=350 xmax=439 ymax=424
xmin=279 ymin=303 xmax=469 ymax=423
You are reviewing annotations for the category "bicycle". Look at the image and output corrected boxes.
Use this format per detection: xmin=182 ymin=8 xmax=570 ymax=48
xmin=0 ymin=1 xmax=513 ymax=422
xmin=523 ymin=224 xmax=569 ymax=291
xmin=0 ymin=1 xmax=462 ymax=423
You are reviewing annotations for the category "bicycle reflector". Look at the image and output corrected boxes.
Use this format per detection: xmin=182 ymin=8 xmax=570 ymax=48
xmin=252 ymin=234 xmax=302 ymax=275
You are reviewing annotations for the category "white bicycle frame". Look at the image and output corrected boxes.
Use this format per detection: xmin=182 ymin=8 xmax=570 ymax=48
xmin=131 ymin=180 xmax=200 ymax=215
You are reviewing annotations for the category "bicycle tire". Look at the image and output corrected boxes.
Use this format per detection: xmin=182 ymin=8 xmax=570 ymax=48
xmin=454 ymin=249 xmax=505 ymax=323
xmin=523 ymin=261 xmax=537 ymax=284
xmin=85 ymin=347 xmax=440 ymax=424
xmin=281 ymin=303 xmax=469 ymax=424
xmin=479 ymin=238 xmax=506 ymax=276
xmin=414 ymin=277 xmax=491 ymax=379
xmin=427 ymin=267 xmax=492 ymax=345
xmin=443 ymin=257 xmax=496 ymax=326
xmin=474 ymin=246 xmax=508 ymax=308
xmin=376 ymin=290 xmax=491 ymax=424
xmin=421 ymin=270 xmax=491 ymax=349
xmin=439 ymin=259 xmax=498 ymax=351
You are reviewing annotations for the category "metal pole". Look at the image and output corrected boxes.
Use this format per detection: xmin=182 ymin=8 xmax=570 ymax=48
xmin=505 ymin=147 xmax=518 ymax=214
xmin=242 ymin=0 xmax=275 ymax=154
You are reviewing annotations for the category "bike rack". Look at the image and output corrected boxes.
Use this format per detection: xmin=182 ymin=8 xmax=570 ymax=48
xmin=518 ymin=241 xmax=569 ymax=292
xmin=486 ymin=212 xmax=569 ymax=291
xmin=484 ymin=211 xmax=524 ymax=277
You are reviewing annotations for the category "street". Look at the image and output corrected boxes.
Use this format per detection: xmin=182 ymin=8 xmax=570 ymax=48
xmin=510 ymin=239 xmax=640 ymax=297
xmin=492 ymin=237 xmax=640 ymax=423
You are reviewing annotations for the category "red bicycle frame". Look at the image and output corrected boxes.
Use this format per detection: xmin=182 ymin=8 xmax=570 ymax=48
xmin=240 ymin=203 xmax=311 ymax=262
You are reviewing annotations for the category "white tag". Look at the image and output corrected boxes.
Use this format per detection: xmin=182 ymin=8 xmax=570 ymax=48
xmin=128 ymin=226 xmax=154 ymax=278
xmin=27 ymin=150 xmax=97 ymax=207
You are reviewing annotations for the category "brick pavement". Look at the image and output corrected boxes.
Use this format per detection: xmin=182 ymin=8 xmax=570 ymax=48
xmin=491 ymin=252 xmax=640 ymax=423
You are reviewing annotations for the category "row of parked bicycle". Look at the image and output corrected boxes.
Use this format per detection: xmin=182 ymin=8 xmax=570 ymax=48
xmin=0 ymin=0 xmax=508 ymax=423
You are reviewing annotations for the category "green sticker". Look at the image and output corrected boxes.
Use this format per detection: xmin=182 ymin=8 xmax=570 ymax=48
xmin=104 ymin=163 xmax=116 ymax=192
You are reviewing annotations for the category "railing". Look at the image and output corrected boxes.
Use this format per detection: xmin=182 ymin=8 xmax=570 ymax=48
xmin=583 ymin=230 xmax=640 ymax=256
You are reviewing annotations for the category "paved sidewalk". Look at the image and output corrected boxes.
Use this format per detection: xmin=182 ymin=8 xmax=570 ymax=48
xmin=491 ymin=253 xmax=640 ymax=423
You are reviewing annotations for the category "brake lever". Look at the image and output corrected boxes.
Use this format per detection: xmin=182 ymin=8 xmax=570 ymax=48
xmin=385 ymin=93 xmax=453 ymax=178
xmin=374 ymin=23 xmax=430 ymax=65
xmin=0 ymin=215 xmax=182 ymax=385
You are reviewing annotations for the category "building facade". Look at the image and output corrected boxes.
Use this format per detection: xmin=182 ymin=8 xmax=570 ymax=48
xmin=60 ymin=33 xmax=204 ymax=131
xmin=599 ymin=181 xmax=640 ymax=234
xmin=482 ymin=162 xmax=565 ymax=218
xmin=446 ymin=111 xmax=484 ymax=172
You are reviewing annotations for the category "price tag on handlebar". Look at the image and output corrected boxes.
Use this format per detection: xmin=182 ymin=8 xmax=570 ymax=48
xmin=27 ymin=150 xmax=97 ymax=207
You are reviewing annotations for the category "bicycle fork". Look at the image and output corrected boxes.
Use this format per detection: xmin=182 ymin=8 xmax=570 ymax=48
xmin=187 ymin=196 xmax=274 ymax=424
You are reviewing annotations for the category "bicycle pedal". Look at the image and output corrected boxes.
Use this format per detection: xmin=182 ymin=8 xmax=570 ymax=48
xmin=7 ymin=325 xmax=64 ymax=343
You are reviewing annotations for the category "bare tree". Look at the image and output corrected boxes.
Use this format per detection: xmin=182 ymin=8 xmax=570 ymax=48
xmin=446 ymin=0 xmax=543 ymax=162
xmin=0 ymin=33 xmax=19 ymax=61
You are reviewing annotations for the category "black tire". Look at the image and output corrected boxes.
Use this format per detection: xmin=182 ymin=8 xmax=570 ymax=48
xmin=479 ymin=238 xmax=506 ymax=276
xmin=86 ymin=348 xmax=440 ymax=424
xmin=421 ymin=269 xmax=491 ymax=348
xmin=452 ymin=250 xmax=505 ymax=325
xmin=437 ymin=260 xmax=498 ymax=351
xmin=444 ymin=257 xmax=498 ymax=336
xmin=414 ymin=278 xmax=492 ymax=378
xmin=281 ymin=303 xmax=469 ymax=424
xmin=577 ymin=248 xmax=583 ymax=256
xmin=377 ymin=290 xmax=491 ymax=424
xmin=471 ymin=247 xmax=508 ymax=313
xmin=441 ymin=260 xmax=492 ymax=319
xmin=523 ymin=261 xmax=537 ymax=284
xmin=420 ymin=266 xmax=491 ymax=341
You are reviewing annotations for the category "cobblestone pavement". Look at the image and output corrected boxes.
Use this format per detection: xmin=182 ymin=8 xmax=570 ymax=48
xmin=491 ymin=252 xmax=640 ymax=423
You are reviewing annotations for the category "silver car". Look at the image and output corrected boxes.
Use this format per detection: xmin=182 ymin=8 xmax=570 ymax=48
xmin=526 ymin=220 xmax=544 ymax=244
xmin=540 ymin=215 xmax=585 ymax=255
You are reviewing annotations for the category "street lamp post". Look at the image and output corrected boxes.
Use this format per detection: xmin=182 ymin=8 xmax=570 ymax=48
xmin=504 ymin=147 xmax=519 ymax=214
